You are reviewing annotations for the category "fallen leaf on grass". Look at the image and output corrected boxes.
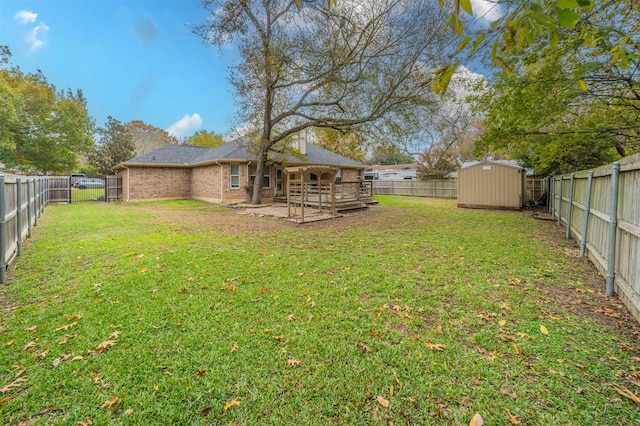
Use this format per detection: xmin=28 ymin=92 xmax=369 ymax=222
xmin=477 ymin=313 xmax=497 ymax=321
xmin=35 ymin=348 xmax=49 ymax=359
xmin=56 ymin=322 xmax=78 ymax=332
xmin=77 ymin=417 xmax=93 ymax=426
xmin=287 ymin=358 xmax=300 ymax=366
xmin=201 ymin=406 xmax=214 ymax=414
xmin=498 ymin=320 xmax=507 ymax=326
xmin=68 ymin=314 xmax=83 ymax=321
xmin=548 ymin=368 xmax=566 ymax=377
xmin=0 ymin=395 xmax=15 ymax=405
xmin=5 ymin=339 xmax=16 ymax=346
xmin=224 ymin=398 xmax=241 ymax=410
xmin=24 ymin=326 xmax=37 ymax=332
xmin=512 ymin=343 xmax=520 ymax=354
xmin=424 ymin=342 xmax=446 ymax=351
xmin=286 ymin=314 xmax=295 ymax=321
xmin=230 ymin=343 xmax=239 ymax=353
xmin=501 ymin=388 xmax=517 ymax=399
xmin=0 ymin=376 xmax=28 ymax=393
xmin=91 ymin=340 xmax=117 ymax=355
xmin=100 ymin=395 xmax=122 ymax=410
xmin=197 ymin=370 xmax=206 ymax=376
xmin=58 ymin=334 xmax=77 ymax=345
xmin=389 ymin=384 xmax=394 ymax=396
xmin=357 ymin=342 xmax=371 ymax=353
xmin=505 ymin=408 xmax=521 ymax=424
xmin=469 ymin=412 xmax=484 ymax=426
xmin=614 ymin=387 xmax=640 ymax=403
xmin=376 ymin=395 xmax=389 ymax=407
xmin=539 ymin=325 xmax=549 ymax=335
xmin=108 ymin=331 xmax=121 ymax=339
xmin=22 ymin=341 xmax=37 ymax=351
xmin=393 ymin=370 xmax=403 ymax=388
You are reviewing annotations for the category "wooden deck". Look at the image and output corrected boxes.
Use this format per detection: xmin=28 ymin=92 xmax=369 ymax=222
xmin=275 ymin=181 xmax=373 ymax=212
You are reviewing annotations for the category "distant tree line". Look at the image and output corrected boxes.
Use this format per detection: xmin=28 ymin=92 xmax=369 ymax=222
xmin=0 ymin=46 xmax=225 ymax=175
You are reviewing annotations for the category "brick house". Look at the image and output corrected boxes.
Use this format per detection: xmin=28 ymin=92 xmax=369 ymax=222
xmin=113 ymin=138 xmax=367 ymax=204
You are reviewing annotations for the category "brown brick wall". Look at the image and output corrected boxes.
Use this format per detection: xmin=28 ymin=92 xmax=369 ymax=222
xmin=125 ymin=167 xmax=191 ymax=201
xmin=192 ymin=165 xmax=222 ymax=202
xmin=121 ymin=163 xmax=300 ymax=203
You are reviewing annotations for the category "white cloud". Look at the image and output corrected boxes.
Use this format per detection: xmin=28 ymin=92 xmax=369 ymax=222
xmin=14 ymin=10 xmax=38 ymax=24
xmin=469 ymin=0 xmax=503 ymax=26
xmin=167 ymin=113 xmax=203 ymax=139
xmin=26 ymin=22 xmax=50 ymax=52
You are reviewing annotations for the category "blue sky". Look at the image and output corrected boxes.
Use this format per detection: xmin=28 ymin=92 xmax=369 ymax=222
xmin=1 ymin=0 xmax=501 ymax=140
xmin=1 ymin=0 xmax=238 ymax=139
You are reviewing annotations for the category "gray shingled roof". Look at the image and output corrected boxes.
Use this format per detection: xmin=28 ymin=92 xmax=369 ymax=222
xmin=118 ymin=138 xmax=365 ymax=168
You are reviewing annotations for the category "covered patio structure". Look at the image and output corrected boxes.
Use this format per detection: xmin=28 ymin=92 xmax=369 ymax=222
xmin=284 ymin=166 xmax=372 ymax=223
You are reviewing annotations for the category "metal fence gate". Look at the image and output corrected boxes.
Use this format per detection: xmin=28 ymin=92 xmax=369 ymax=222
xmin=48 ymin=176 xmax=122 ymax=203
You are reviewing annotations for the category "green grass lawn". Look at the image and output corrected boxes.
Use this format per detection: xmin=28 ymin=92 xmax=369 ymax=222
xmin=1 ymin=196 xmax=638 ymax=425
xmin=70 ymin=188 xmax=105 ymax=203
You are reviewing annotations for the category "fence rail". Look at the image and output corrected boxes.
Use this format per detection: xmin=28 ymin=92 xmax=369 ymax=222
xmin=550 ymin=153 xmax=640 ymax=323
xmin=1 ymin=175 xmax=48 ymax=283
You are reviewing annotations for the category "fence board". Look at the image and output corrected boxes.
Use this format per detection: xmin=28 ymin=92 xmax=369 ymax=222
xmin=551 ymin=153 xmax=640 ymax=323
xmin=1 ymin=175 xmax=48 ymax=282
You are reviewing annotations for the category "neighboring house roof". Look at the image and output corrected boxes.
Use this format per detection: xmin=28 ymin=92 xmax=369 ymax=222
xmin=366 ymin=163 xmax=418 ymax=171
xmin=115 ymin=138 xmax=365 ymax=169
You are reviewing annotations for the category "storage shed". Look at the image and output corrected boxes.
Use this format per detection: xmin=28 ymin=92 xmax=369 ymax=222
xmin=457 ymin=160 xmax=526 ymax=210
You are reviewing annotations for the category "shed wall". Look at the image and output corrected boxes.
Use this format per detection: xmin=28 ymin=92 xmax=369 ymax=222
xmin=458 ymin=163 xmax=524 ymax=209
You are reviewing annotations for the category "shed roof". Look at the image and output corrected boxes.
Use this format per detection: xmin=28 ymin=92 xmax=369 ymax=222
xmin=116 ymin=138 xmax=365 ymax=169
xmin=460 ymin=159 xmax=533 ymax=176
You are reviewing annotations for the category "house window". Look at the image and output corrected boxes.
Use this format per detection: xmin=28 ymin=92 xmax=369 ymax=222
xmin=356 ymin=169 xmax=363 ymax=180
xmin=336 ymin=168 xmax=342 ymax=182
xmin=249 ymin=164 xmax=271 ymax=188
xmin=230 ymin=164 xmax=240 ymax=188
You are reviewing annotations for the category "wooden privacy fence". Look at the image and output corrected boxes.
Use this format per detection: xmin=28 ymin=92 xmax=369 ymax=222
xmin=372 ymin=178 xmax=546 ymax=203
xmin=372 ymin=180 xmax=457 ymax=198
xmin=550 ymin=153 xmax=640 ymax=323
xmin=0 ymin=175 xmax=48 ymax=283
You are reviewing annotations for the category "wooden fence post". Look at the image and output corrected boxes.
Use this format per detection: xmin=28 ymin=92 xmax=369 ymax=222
xmin=0 ymin=175 xmax=6 ymax=283
xmin=16 ymin=178 xmax=22 ymax=256
xmin=579 ymin=171 xmax=594 ymax=257
xmin=557 ymin=177 xmax=563 ymax=225
xmin=26 ymin=179 xmax=32 ymax=238
xmin=32 ymin=180 xmax=38 ymax=226
xmin=606 ymin=162 xmax=620 ymax=297
xmin=566 ymin=174 xmax=575 ymax=239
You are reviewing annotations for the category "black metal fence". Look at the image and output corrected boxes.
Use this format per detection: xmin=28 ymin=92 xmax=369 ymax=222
xmin=48 ymin=176 xmax=122 ymax=203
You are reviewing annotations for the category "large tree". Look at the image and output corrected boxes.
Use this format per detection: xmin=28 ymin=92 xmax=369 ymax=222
xmin=126 ymin=120 xmax=178 ymax=155
xmin=196 ymin=0 xmax=449 ymax=203
xmin=0 ymin=47 xmax=94 ymax=173
xmin=183 ymin=129 xmax=225 ymax=148
xmin=88 ymin=117 xmax=136 ymax=175
xmin=472 ymin=0 xmax=640 ymax=175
